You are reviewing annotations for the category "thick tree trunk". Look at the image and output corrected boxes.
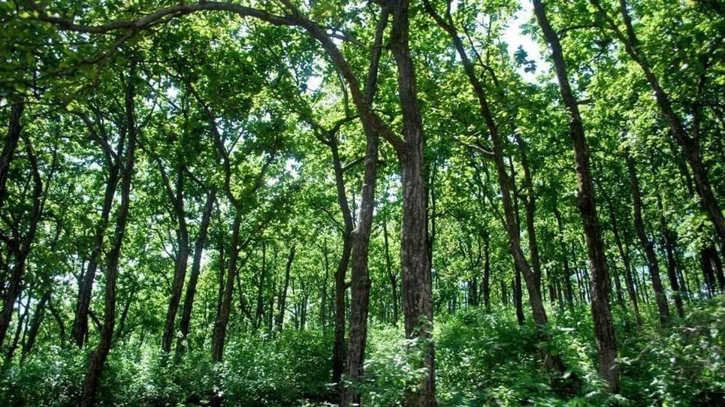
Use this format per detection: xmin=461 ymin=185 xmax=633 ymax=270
xmin=533 ymin=0 xmax=619 ymax=391
xmin=626 ymin=154 xmax=670 ymax=324
xmin=389 ymin=3 xmax=436 ymax=404
xmin=178 ymin=189 xmax=215 ymax=352
xmin=81 ymin=67 xmax=136 ymax=407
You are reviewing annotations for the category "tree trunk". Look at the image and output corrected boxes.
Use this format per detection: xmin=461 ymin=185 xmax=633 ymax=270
xmin=0 ymin=98 xmax=25 ymax=211
xmin=626 ymin=153 xmax=670 ymax=325
xmin=21 ymin=291 xmax=50 ymax=361
xmin=81 ymin=66 xmax=137 ymax=407
xmin=72 ymin=165 xmax=120 ymax=348
xmin=162 ymin=169 xmax=190 ymax=353
xmin=383 ymin=217 xmax=399 ymax=325
xmin=342 ymin=10 xmax=387 ymax=399
xmin=276 ymin=245 xmax=296 ymax=330
xmin=483 ymin=235 xmax=491 ymax=313
xmin=211 ymin=212 xmax=240 ymax=362
xmin=606 ymin=198 xmax=642 ymax=326
xmin=533 ymin=0 xmax=619 ymax=391
xmin=422 ymin=0 xmax=564 ymax=372
xmin=178 ymin=189 xmax=215 ymax=352
xmin=389 ymin=3 xmax=436 ymax=404
xmin=554 ymin=204 xmax=574 ymax=308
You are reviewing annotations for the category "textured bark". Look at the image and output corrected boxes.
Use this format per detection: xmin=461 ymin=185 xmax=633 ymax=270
xmin=626 ymin=154 xmax=670 ymax=325
xmin=81 ymin=67 xmax=136 ymax=407
xmin=533 ymin=0 xmax=619 ymax=391
xmin=389 ymin=2 xmax=436 ymax=404
xmin=177 ymin=189 xmax=215 ymax=351
xmin=342 ymin=11 xmax=389 ymax=405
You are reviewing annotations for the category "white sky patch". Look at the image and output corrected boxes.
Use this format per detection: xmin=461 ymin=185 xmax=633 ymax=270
xmin=503 ymin=1 xmax=547 ymax=83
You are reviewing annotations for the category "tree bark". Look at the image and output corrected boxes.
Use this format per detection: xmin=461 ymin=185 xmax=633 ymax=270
xmin=162 ymin=167 xmax=190 ymax=353
xmin=533 ymin=0 xmax=619 ymax=391
xmin=211 ymin=212 xmax=240 ymax=362
xmin=72 ymin=156 xmax=121 ymax=348
xmin=605 ymin=196 xmax=642 ymax=326
xmin=276 ymin=245 xmax=296 ymax=330
xmin=177 ymin=189 xmax=215 ymax=352
xmin=0 ymin=98 xmax=25 ymax=211
xmin=342 ymin=9 xmax=389 ymax=404
xmin=81 ymin=65 xmax=137 ymax=407
xmin=626 ymin=153 xmax=670 ymax=325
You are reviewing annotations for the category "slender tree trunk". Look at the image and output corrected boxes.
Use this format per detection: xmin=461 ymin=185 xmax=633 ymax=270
xmin=162 ymin=170 xmax=190 ymax=353
xmin=255 ymin=243 xmax=267 ymax=330
xmin=178 ymin=189 xmax=215 ymax=352
xmin=626 ymin=153 xmax=670 ymax=324
xmin=383 ymin=217 xmax=398 ymax=325
xmin=81 ymin=66 xmax=137 ymax=407
xmin=514 ymin=267 xmax=525 ymax=325
xmin=72 ymin=167 xmax=120 ymax=348
xmin=21 ymin=291 xmax=49 ymax=361
xmin=606 ymin=198 xmax=642 ymax=326
xmin=211 ymin=212 xmax=240 ymax=362
xmin=422 ymin=0 xmax=564 ymax=372
xmin=483 ymin=235 xmax=491 ymax=313
xmin=590 ymin=0 xmax=725 ymax=244
xmin=533 ymin=0 xmax=618 ymax=391
xmin=0 ymin=139 xmax=43 ymax=350
xmin=276 ymin=245 xmax=296 ymax=331
xmin=554 ymin=204 xmax=574 ymax=308
xmin=0 ymin=98 xmax=25 ymax=211
xmin=342 ymin=10 xmax=387 ymax=399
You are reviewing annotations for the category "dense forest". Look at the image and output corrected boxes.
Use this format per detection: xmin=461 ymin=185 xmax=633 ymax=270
xmin=1 ymin=0 xmax=725 ymax=405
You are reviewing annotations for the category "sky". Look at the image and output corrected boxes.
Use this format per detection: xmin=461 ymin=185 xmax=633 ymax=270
xmin=503 ymin=1 xmax=547 ymax=83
